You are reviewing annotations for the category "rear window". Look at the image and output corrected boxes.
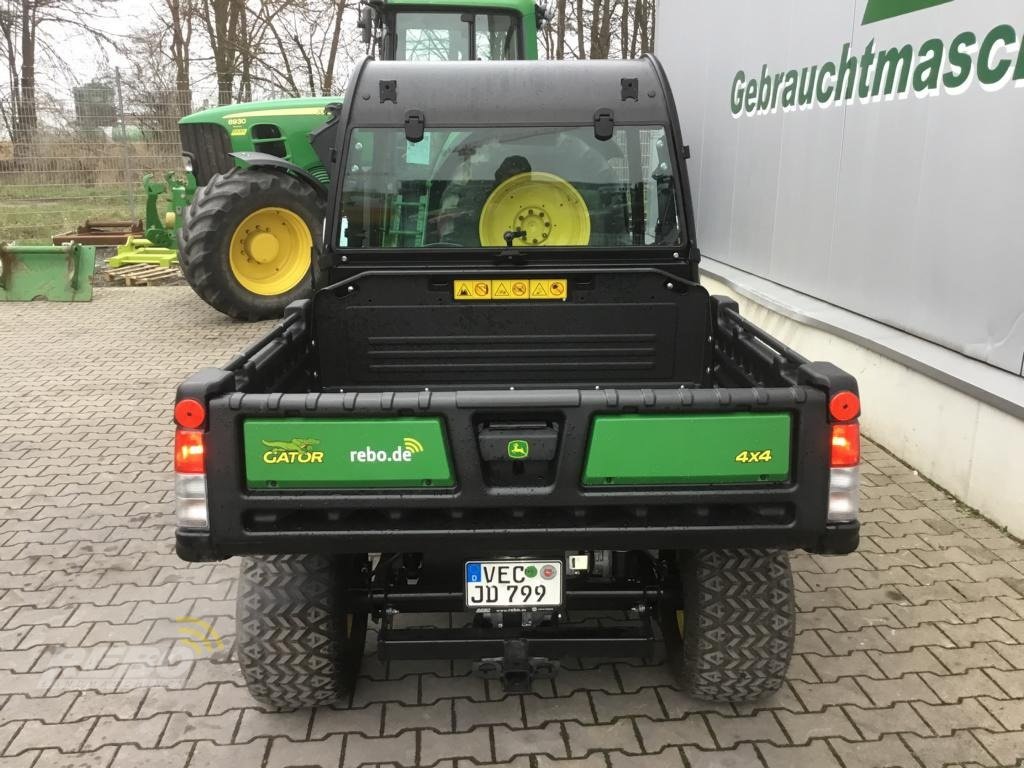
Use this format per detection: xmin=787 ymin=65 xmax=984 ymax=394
xmin=337 ymin=125 xmax=682 ymax=250
xmin=394 ymin=12 xmax=520 ymax=61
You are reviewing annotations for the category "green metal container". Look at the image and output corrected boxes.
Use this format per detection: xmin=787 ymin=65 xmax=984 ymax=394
xmin=0 ymin=243 xmax=96 ymax=302
xmin=582 ymin=413 xmax=792 ymax=486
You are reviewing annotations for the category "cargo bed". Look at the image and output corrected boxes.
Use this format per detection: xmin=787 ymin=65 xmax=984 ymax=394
xmin=176 ymin=271 xmax=859 ymax=561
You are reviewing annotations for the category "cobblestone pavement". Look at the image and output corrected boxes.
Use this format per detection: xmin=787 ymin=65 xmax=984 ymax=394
xmin=1 ymin=287 xmax=1023 ymax=768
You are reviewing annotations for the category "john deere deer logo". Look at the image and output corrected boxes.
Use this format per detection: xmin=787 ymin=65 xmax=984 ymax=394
xmin=507 ymin=439 xmax=530 ymax=460
xmin=261 ymin=438 xmax=325 ymax=464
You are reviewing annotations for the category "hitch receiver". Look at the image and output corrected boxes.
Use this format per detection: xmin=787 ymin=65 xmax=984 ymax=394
xmin=475 ymin=639 xmax=559 ymax=693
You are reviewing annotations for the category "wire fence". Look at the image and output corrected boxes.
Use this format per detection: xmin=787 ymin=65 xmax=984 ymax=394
xmin=0 ymin=82 xmax=194 ymax=243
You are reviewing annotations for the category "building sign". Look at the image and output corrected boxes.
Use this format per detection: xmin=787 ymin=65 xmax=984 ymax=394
xmin=731 ymin=2 xmax=1022 ymax=116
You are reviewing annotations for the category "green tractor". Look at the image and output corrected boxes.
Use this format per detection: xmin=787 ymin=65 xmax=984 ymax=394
xmin=178 ymin=0 xmax=546 ymax=320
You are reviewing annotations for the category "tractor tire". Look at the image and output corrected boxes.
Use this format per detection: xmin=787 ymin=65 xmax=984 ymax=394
xmin=236 ymin=554 xmax=368 ymax=710
xmin=660 ymin=549 xmax=795 ymax=702
xmin=179 ymin=167 xmax=324 ymax=321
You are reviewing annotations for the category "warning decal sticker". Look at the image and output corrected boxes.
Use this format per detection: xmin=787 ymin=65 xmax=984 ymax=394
xmin=453 ymin=279 xmax=567 ymax=302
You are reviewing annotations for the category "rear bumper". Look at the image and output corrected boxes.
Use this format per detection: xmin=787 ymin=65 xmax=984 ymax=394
xmin=176 ymin=516 xmax=858 ymax=561
xmin=378 ymin=624 xmax=655 ymax=662
xmin=182 ymin=383 xmax=859 ymax=561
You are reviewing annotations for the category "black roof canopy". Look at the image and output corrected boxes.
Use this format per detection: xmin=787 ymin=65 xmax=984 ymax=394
xmin=341 ymin=56 xmax=675 ymax=129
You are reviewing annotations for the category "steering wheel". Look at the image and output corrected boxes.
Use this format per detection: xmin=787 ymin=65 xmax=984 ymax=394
xmin=423 ymin=242 xmax=466 ymax=248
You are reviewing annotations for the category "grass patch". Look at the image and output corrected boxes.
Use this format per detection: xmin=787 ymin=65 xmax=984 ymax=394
xmin=1 ymin=135 xmax=181 ymax=243
xmin=0 ymin=184 xmax=141 ymax=243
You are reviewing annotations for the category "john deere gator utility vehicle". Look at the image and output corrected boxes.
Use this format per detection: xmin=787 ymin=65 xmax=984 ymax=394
xmin=173 ymin=56 xmax=862 ymax=708
xmin=178 ymin=0 xmax=546 ymax=320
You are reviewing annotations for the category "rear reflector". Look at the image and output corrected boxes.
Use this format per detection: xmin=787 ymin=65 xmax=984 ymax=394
xmin=175 ymin=472 xmax=209 ymax=530
xmin=174 ymin=429 xmax=205 ymax=474
xmin=828 ymin=466 xmax=860 ymax=523
xmin=830 ymin=423 xmax=860 ymax=468
xmin=174 ymin=428 xmax=208 ymax=529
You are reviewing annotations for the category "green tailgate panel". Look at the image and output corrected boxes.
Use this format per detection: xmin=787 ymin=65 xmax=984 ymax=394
xmin=244 ymin=418 xmax=453 ymax=489
xmin=583 ymin=413 xmax=792 ymax=486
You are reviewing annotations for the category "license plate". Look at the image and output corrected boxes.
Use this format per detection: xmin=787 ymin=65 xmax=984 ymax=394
xmin=465 ymin=560 xmax=563 ymax=609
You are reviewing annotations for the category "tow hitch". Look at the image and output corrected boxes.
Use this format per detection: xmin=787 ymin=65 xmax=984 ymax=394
xmin=370 ymin=552 xmax=661 ymax=692
xmin=376 ymin=604 xmax=656 ymax=693
xmin=475 ymin=639 xmax=559 ymax=693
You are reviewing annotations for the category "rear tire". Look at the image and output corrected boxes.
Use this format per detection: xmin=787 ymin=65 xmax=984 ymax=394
xmin=660 ymin=549 xmax=795 ymax=702
xmin=179 ymin=167 xmax=324 ymax=321
xmin=236 ymin=554 xmax=368 ymax=710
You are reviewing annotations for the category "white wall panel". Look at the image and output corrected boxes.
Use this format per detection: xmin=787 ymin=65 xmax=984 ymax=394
xmin=657 ymin=0 xmax=1024 ymax=376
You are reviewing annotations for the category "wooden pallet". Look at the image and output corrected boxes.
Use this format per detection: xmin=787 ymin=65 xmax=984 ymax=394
xmin=104 ymin=263 xmax=182 ymax=286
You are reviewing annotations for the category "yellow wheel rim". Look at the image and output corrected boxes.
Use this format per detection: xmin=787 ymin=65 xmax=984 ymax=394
xmin=479 ymin=172 xmax=591 ymax=247
xmin=229 ymin=207 xmax=312 ymax=296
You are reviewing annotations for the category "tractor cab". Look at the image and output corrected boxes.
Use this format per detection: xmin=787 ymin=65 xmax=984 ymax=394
xmin=359 ymin=0 xmax=546 ymax=61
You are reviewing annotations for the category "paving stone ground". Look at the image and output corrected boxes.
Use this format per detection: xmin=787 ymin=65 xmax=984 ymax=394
xmin=1 ymin=286 xmax=1023 ymax=768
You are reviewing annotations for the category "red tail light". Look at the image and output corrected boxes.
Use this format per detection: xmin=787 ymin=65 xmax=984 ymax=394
xmin=829 ymin=391 xmax=860 ymax=422
xmin=830 ymin=423 xmax=860 ymax=467
xmin=174 ymin=399 xmax=207 ymax=429
xmin=175 ymin=429 xmax=206 ymax=474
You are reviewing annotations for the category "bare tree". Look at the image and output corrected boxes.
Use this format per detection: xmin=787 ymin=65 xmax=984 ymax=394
xmin=575 ymin=0 xmax=585 ymax=58
xmin=587 ymin=0 xmax=620 ymax=59
xmin=546 ymin=0 xmax=566 ymax=59
xmin=542 ymin=0 xmax=655 ymax=61
xmin=247 ymin=0 xmax=355 ymax=97
xmin=540 ymin=0 xmax=584 ymax=59
xmin=1 ymin=0 xmax=659 ymax=143
xmin=0 ymin=0 xmax=116 ymax=148
xmin=164 ymin=0 xmax=195 ymax=114
xmin=621 ymin=0 xmax=656 ymax=58
xmin=198 ymin=0 xmax=244 ymax=104
xmin=321 ymin=0 xmax=347 ymax=93
xmin=119 ymin=58 xmax=185 ymax=138
xmin=0 ymin=4 xmax=18 ymax=137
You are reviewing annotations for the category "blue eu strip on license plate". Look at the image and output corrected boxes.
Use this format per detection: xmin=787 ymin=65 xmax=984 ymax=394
xmin=465 ymin=560 xmax=563 ymax=609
